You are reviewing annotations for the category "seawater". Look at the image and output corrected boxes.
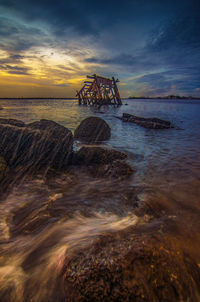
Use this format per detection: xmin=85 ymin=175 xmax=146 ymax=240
xmin=0 ymin=98 xmax=200 ymax=186
xmin=0 ymin=98 xmax=200 ymax=301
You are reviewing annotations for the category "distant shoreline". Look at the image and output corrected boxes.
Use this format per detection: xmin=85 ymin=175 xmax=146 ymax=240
xmin=0 ymin=97 xmax=77 ymax=100
xmin=0 ymin=97 xmax=200 ymax=100
xmin=128 ymin=96 xmax=200 ymax=100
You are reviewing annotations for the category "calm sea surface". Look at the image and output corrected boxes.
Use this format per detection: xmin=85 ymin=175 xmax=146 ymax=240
xmin=0 ymin=98 xmax=200 ymax=302
xmin=0 ymin=98 xmax=199 ymax=187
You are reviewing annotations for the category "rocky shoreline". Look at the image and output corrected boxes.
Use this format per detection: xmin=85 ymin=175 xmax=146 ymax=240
xmin=0 ymin=116 xmax=200 ymax=302
xmin=0 ymin=117 xmax=133 ymax=192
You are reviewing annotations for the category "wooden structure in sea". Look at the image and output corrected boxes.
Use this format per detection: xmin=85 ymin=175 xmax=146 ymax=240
xmin=76 ymin=74 xmax=122 ymax=106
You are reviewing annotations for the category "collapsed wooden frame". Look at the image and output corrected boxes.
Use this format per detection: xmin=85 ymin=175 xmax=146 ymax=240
xmin=76 ymin=74 xmax=122 ymax=106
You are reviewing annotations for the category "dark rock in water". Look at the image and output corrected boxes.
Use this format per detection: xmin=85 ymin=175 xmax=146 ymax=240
xmin=63 ymin=235 xmax=200 ymax=302
xmin=0 ymin=118 xmax=25 ymax=127
xmin=74 ymin=146 xmax=127 ymax=165
xmin=91 ymin=159 xmax=134 ymax=179
xmin=0 ymin=119 xmax=73 ymax=172
xmin=121 ymin=113 xmax=174 ymax=129
xmin=0 ymin=156 xmax=7 ymax=182
xmin=73 ymin=146 xmax=133 ymax=179
xmin=74 ymin=116 xmax=111 ymax=142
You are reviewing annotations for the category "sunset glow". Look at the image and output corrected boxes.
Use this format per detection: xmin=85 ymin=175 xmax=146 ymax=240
xmin=0 ymin=0 xmax=200 ymax=97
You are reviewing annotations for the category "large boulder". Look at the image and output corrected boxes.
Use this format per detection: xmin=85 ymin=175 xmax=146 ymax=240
xmin=0 ymin=119 xmax=73 ymax=172
xmin=74 ymin=116 xmax=111 ymax=142
xmin=121 ymin=113 xmax=174 ymax=129
xmin=73 ymin=146 xmax=133 ymax=179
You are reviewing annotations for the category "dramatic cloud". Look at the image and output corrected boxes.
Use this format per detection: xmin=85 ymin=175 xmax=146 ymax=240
xmin=0 ymin=64 xmax=29 ymax=75
xmin=0 ymin=0 xmax=199 ymax=97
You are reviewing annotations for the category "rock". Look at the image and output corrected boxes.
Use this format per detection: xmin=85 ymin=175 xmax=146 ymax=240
xmin=63 ymin=235 xmax=200 ymax=302
xmin=73 ymin=147 xmax=133 ymax=179
xmin=0 ymin=118 xmax=25 ymax=127
xmin=98 ymin=159 xmax=134 ymax=179
xmin=88 ymin=159 xmax=134 ymax=179
xmin=74 ymin=116 xmax=111 ymax=142
xmin=0 ymin=119 xmax=73 ymax=172
xmin=121 ymin=113 xmax=174 ymax=129
xmin=0 ymin=156 xmax=7 ymax=182
xmin=27 ymin=119 xmax=70 ymax=141
xmin=73 ymin=146 xmax=127 ymax=165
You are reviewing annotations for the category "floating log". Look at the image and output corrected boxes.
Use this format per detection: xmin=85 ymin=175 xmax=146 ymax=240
xmin=76 ymin=74 xmax=122 ymax=106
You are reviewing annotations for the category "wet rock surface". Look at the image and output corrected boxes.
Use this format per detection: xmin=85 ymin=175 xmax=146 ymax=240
xmin=74 ymin=146 xmax=127 ymax=165
xmin=0 ymin=118 xmax=25 ymax=127
xmin=0 ymin=172 xmax=200 ymax=302
xmin=63 ymin=233 xmax=200 ymax=302
xmin=121 ymin=113 xmax=174 ymax=129
xmin=0 ymin=156 xmax=7 ymax=182
xmin=0 ymin=115 xmax=199 ymax=302
xmin=74 ymin=116 xmax=111 ymax=142
xmin=73 ymin=146 xmax=133 ymax=179
xmin=0 ymin=119 xmax=73 ymax=173
xmin=88 ymin=159 xmax=134 ymax=179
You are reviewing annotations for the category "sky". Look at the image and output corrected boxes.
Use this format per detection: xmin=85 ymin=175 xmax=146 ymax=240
xmin=0 ymin=0 xmax=200 ymax=98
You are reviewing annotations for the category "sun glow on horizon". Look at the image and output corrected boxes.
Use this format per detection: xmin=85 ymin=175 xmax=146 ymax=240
xmin=0 ymin=44 xmax=100 ymax=97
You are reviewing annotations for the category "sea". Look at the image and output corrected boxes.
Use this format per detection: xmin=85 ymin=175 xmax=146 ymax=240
xmin=0 ymin=98 xmax=200 ymax=301
xmin=0 ymin=98 xmax=200 ymax=186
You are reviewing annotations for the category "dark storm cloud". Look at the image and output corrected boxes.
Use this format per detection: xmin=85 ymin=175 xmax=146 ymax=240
xmin=0 ymin=0 xmax=200 ymax=95
xmin=0 ymin=0 xmax=194 ymax=38
xmin=0 ymin=16 xmax=48 ymax=52
xmin=147 ymin=9 xmax=200 ymax=67
xmin=0 ymin=54 xmax=24 ymax=64
xmin=86 ymin=2 xmax=200 ymax=67
xmin=83 ymin=1 xmax=200 ymax=95
xmin=135 ymin=66 xmax=200 ymax=95
xmin=0 ymin=64 xmax=30 ymax=75
xmin=137 ymin=6 xmax=200 ymax=95
xmin=85 ymin=53 xmax=158 ymax=73
xmin=9 ymin=54 xmax=25 ymax=60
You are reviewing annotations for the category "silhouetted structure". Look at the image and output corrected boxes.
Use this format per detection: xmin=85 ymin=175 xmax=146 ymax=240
xmin=77 ymin=74 xmax=122 ymax=106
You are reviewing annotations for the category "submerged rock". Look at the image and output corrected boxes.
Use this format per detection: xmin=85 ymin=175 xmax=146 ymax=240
xmin=121 ymin=113 xmax=174 ymax=129
xmin=74 ymin=116 xmax=111 ymax=142
xmin=74 ymin=146 xmax=127 ymax=165
xmin=0 ymin=156 xmax=7 ymax=182
xmin=73 ymin=146 xmax=133 ymax=179
xmin=0 ymin=119 xmax=73 ymax=173
xmin=99 ymin=159 xmax=134 ymax=178
xmin=88 ymin=159 xmax=134 ymax=179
